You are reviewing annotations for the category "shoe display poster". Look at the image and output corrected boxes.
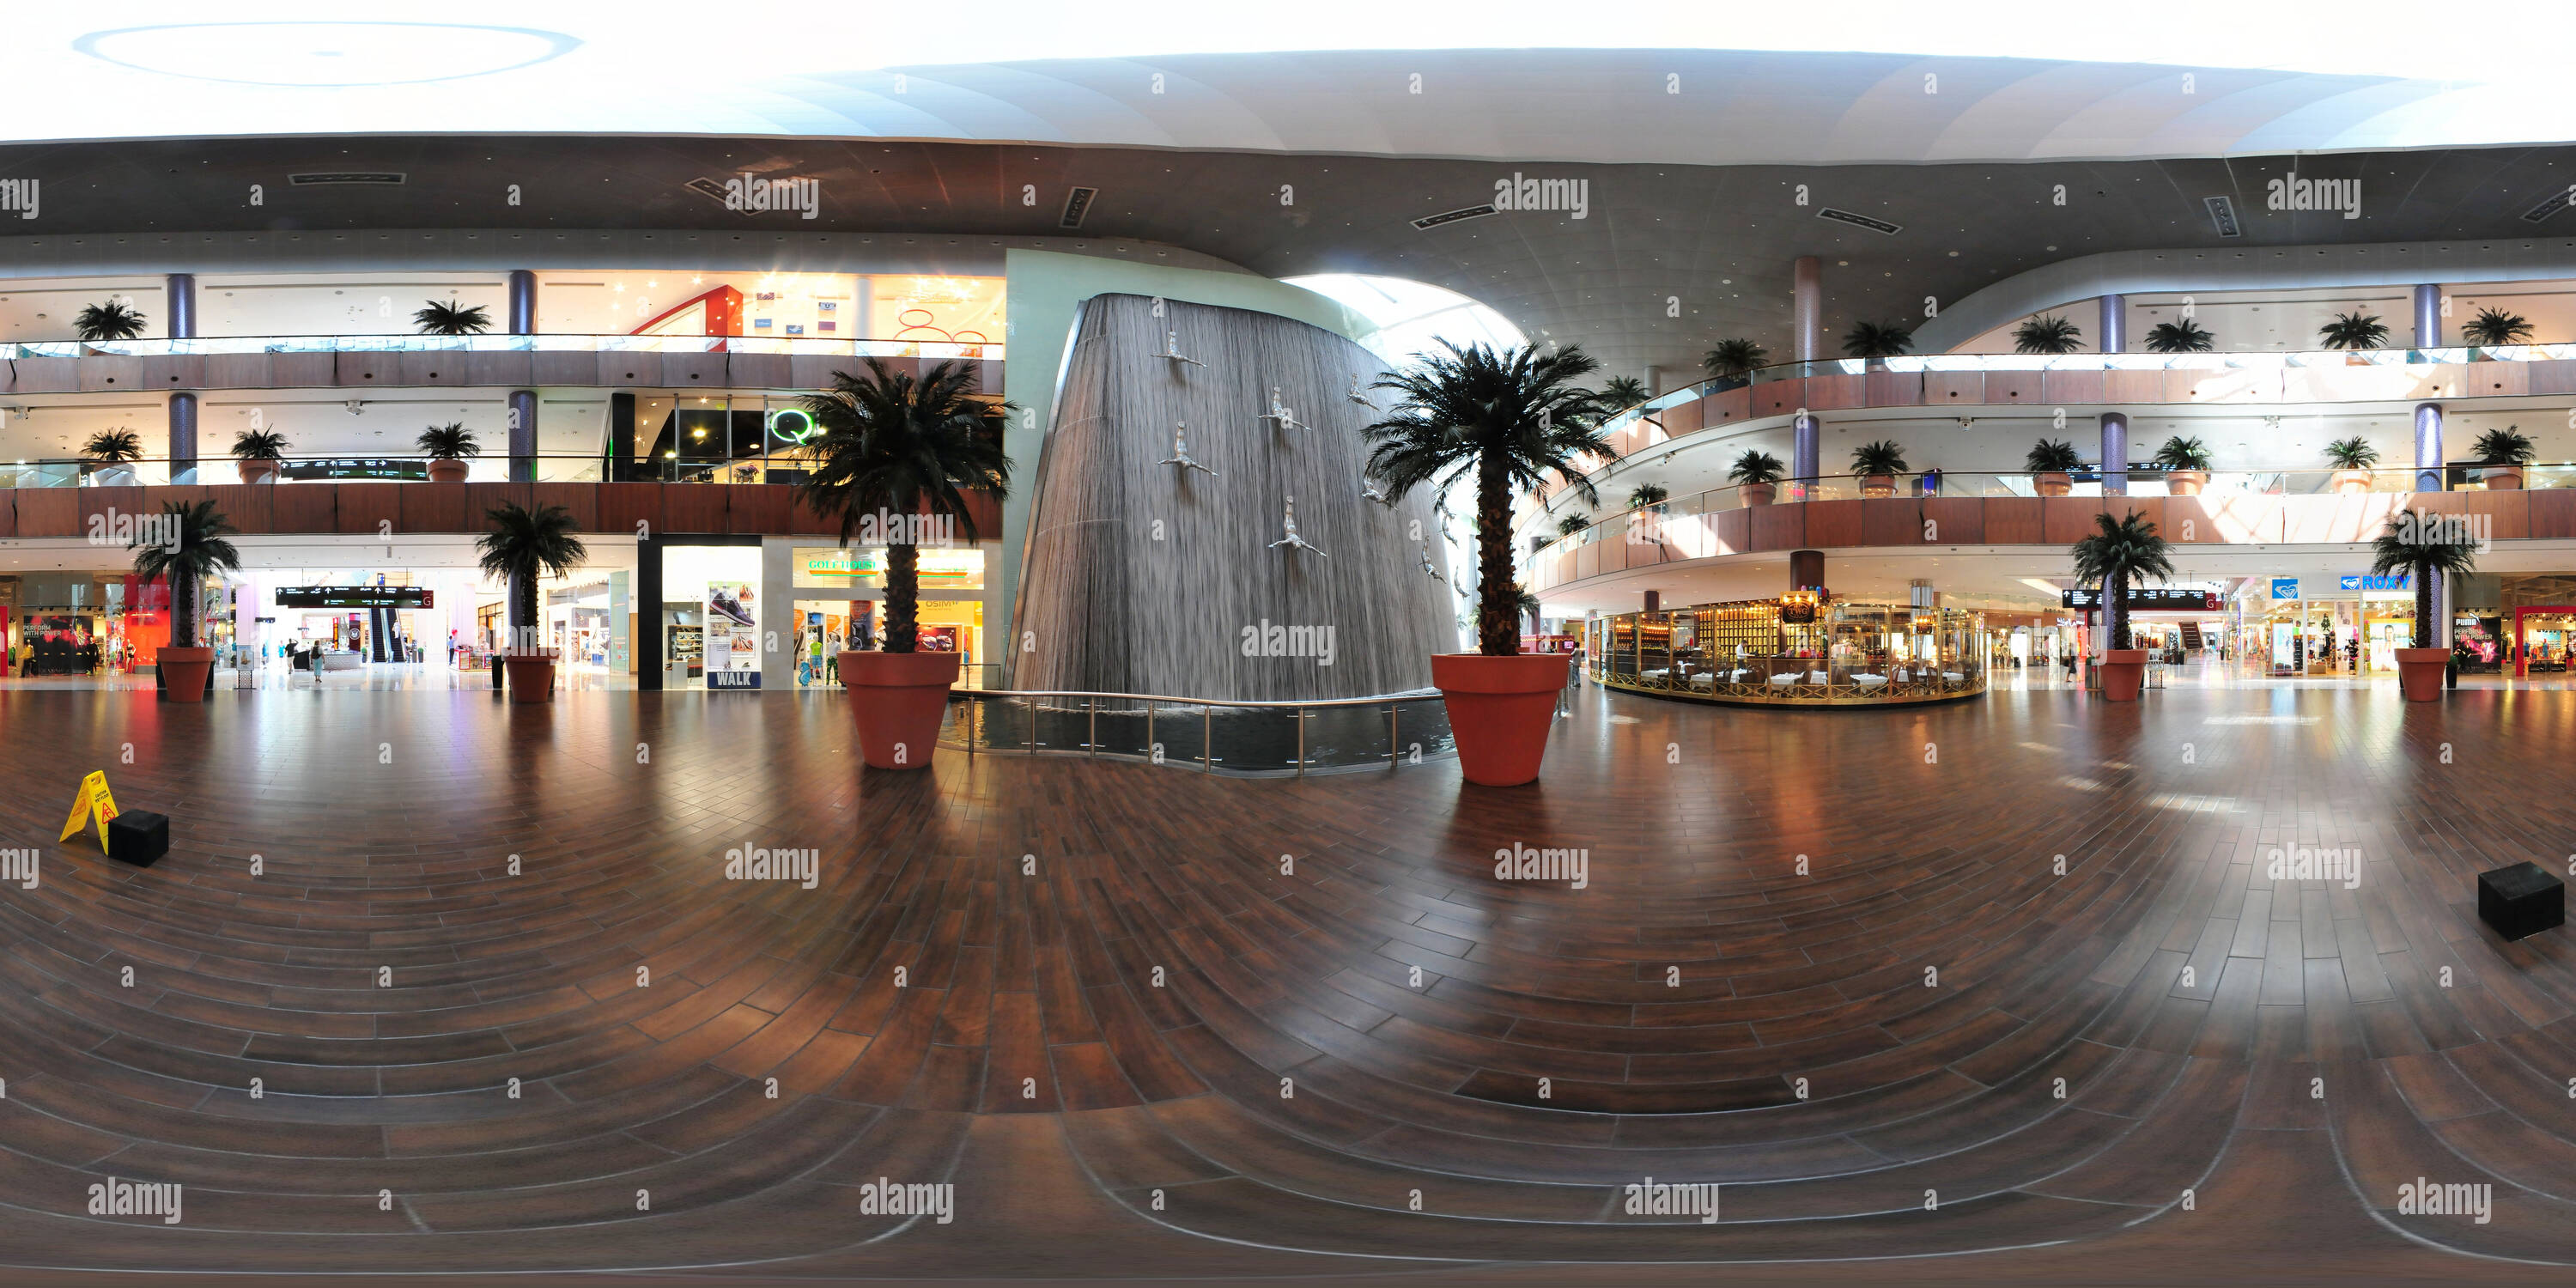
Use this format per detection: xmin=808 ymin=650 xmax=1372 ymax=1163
xmin=703 ymin=582 xmax=760 ymax=676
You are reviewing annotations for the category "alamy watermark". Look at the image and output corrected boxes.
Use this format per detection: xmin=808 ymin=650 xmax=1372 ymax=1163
xmin=2267 ymin=170 xmax=2359 ymax=220
xmin=851 ymin=509 xmax=955 ymax=547
xmin=854 ymin=1177 xmax=953 ymax=1224
xmin=725 ymin=841 xmax=818 ymax=889
xmin=2397 ymin=1178 xmax=2490 ymax=1224
xmin=1623 ymin=1177 xmax=1718 ymax=1223
xmin=1494 ymin=842 xmax=1588 ymax=889
xmin=725 ymin=173 xmax=820 ymax=219
xmin=89 ymin=507 xmax=181 ymax=551
xmin=0 ymin=178 xmax=34 ymax=220
xmin=0 ymin=848 xmax=36 ymax=890
xmin=88 ymin=1176 xmax=181 ymax=1224
xmin=1239 ymin=620 xmax=1335 ymax=666
xmin=1492 ymin=172 xmax=1588 ymax=219
xmin=2266 ymin=846 xmax=2360 ymax=890
xmin=2391 ymin=508 xmax=2490 ymax=554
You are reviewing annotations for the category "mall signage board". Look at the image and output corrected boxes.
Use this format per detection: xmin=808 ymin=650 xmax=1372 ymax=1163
xmin=276 ymin=458 xmax=431 ymax=481
xmin=708 ymin=669 xmax=762 ymax=690
xmin=2270 ymin=577 xmax=2300 ymax=600
xmin=2060 ymin=587 xmax=2221 ymax=611
xmin=2339 ymin=574 xmax=2411 ymax=592
xmin=276 ymin=587 xmax=434 ymax=608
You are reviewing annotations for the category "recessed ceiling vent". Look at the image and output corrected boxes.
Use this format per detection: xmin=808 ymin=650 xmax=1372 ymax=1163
xmin=2204 ymin=195 xmax=2241 ymax=237
xmin=288 ymin=172 xmax=405 ymax=186
xmin=685 ymin=177 xmax=732 ymax=204
xmin=2521 ymin=189 xmax=2576 ymax=223
xmin=1412 ymin=204 xmax=1498 ymax=231
xmin=1817 ymin=208 xmax=1900 ymax=235
xmin=1060 ymin=186 xmax=1098 ymax=229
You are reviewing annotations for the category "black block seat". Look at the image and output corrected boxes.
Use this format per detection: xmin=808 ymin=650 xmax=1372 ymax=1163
xmin=104 ymin=809 xmax=170 ymax=867
xmin=2479 ymin=860 xmax=2564 ymax=942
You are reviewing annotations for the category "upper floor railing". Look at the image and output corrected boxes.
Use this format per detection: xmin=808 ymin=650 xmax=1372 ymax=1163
xmin=0 ymin=333 xmax=1001 ymax=361
xmin=8 ymin=453 xmax=854 ymax=489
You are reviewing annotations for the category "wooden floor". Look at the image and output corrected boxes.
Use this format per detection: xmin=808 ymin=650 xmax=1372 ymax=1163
xmin=0 ymin=681 xmax=2573 ymax=1285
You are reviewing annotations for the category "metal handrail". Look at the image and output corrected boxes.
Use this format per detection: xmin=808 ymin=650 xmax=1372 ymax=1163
xmin=941 ymin=686 xmax=1447 ymax=777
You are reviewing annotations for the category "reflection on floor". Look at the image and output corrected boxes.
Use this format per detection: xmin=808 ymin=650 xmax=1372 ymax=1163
xmin=0 ymin=662 xmax=638 ymax=691
xmin=0 ymin=679 xmax=2571 ymax=1283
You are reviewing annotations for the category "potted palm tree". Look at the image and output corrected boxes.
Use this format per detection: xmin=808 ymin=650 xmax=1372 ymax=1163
xmin=414 ymin=299 xmax=494 ymax=336
xmin=1851 ymin=440 xmax=1908 ymax=497
xmin=799 ymin=358 xmax=1013 ymax=769
xmin=82 ymin=429 xmax=143 ymax=485
xmin=2471 ymin=425 xmax=2533 ymax=490
xmin=231 ymin=428 xmax=289 ymax=483
xmin=1702 ymin=338 xmax=1768 ymax=388
xmin=1842 ymin=321 xmax=1915 ymax=361
xmin=1601 ymin=376 xmax=1649 ymax=412
xmin=129 ymin=500 xmax=240 ymax=704
xmin=2027 ymin=439 xmax=2081 ymax=496
xmin=476 ymin=502 xmax=587 ymax=703
xmin=1626 ymin=481 xmax=1669 ymax=513
xmin=2461 ymin=307 xmax=2533 ymax=350
xmin=1555 ymin=513 xmax=1592 ymax=540
xmin=2153 ymin=434 xmax=2212 ymax=495
xmin=1365 ymin=340 xmax=1611 ymax=787
xmin=2318 ymin=311 xmax=2390 ymax=352
xmin=2324 ymin=436 xmax=2380 ymax=495
xmin=75 ymin=299 xmax=149 ymax=342
xmin=2070 ymin=509 xmax=2173 ymax=702
xmin=417 ymin=422 xmax=481 ymax=483
xmin=2143 ymin=319 xmax=2216 ymax=354
xmin=2013 ymin=314 xmax=2083 ymax=355
xmin=1728 ymin=448 xmax=1786 ymax=506
xmin=2372 ymin=510 xmax=2482 ymax=701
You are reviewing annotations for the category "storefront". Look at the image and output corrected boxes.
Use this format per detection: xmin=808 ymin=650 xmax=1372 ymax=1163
xmin=2512 ymin=606 xmax=2576 ymax=675
xmin=790 ymin=545 xmax=991 ymax=688
xmin=653 ymin=542 xmax=765 ymax=690
xmin=1590 ymin=595 xmax=1987 ymax=706
xmin=2256 ymin=575 xmax=2414 ymax=676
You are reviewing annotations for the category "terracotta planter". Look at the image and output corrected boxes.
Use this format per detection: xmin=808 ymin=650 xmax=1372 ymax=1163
xmin=427 ymin=458 xmax=471 ymax=483
xmin=2164 ymin=470 xmax=2208 ymax=495
xmin=236 ymin=459 xmax=279 ymax=484
xmin=2331 ymin=469 xmax=2373 ymax=495
xmin=2098 ymin=648 xmax=2148 ymax=702
xmin=2483 ymin=465 xmax=2524 ymax=490
xmin=501 ymin=650 xmax=558 ymax=704
xmin=1737 ymin=482 xmax=1776 ymax=507
xmin=158 ymin=647 xmax=214 ymax=703
xmin=1432 ymin=653 xmax=1570 ymax=787
xmin=844 ymin=650 xmax=962 ymax=769
xmin=1860 ymin=473 xmax=1898 ymax=499
xmin=2034 ymin=471 xmax=2073 ymax=497
xmin=2396 ymin=647 xmax=2449 ymax=702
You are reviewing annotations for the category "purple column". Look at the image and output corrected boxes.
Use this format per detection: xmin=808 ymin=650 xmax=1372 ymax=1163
xmin=2413 ymin=283 xmax=2440 ymax=349
xmin=2098 ymin=294 xmax=2125 ymax=354
xmin=508 ymin=270 xmax=537 ymax=335
xmin=1792 ymin=256 xmax=1822 ymax=364
xmin=2099 ymin=411 xmax=2129 ymax=496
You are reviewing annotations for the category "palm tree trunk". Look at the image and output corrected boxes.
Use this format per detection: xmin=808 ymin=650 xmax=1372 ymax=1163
xmin=2106 ymin=571 xmax=2128 ymax=652
xmin=885 ymin=543 xmax=920 ymax=653
xmin=512 ymin=570 xmax=538 ymax=653
xmin=2415 ymin=565 xmax=2433 ymax=649
xmin=172 ymin=574 xmax=195 ymax=650
xmin=1477 ymin=459 xmax=1516 ymax=656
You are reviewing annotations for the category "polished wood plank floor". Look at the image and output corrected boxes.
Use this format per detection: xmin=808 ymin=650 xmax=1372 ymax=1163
xmin=0 ymin=681 xmax=2572 ymax=1284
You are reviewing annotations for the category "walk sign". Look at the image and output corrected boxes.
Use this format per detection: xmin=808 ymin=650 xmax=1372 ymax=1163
xmin=60 ymin=771 xmax=120 ymax=854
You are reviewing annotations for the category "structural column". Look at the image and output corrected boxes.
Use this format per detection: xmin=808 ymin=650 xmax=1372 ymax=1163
xmin=2413 ymin=283 xmax=2440 ymax=349
xmin=509 ymin=389 xmax=538 ymax=483
xmin=2098 ymin=294 xmax=2125 ymax=354
xmin=1789 ymin=550 xmax=1825 ymax=592
xmin=1791 ymin=413 xmax=1820 ymax=495
xmin=507 ymin=270 xmax=537 ymax=335
xmin=2415 ymin=398 xmax=2448 ymax=647
xmin=1792 ymin=256 xmax=1822 ymax=364
xmin=2099 ymin=411 xmax=2129 ymax=496
xmin=167 ymin=273 xmax=197 ymax=483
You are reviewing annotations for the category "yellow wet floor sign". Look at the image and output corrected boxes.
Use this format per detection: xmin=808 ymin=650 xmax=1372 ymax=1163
xmin=60 ymin=771 xmax=120 ymax=854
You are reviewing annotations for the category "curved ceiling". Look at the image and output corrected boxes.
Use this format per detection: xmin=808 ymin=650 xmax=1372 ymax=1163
xmin=11 ymin=5 xmax=2576 ymax=161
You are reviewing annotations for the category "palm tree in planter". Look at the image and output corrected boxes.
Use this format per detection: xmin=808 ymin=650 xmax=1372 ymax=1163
xmin=799 ymin=358 xmax=1014 ymax=769
xmin=2324 ymin=436 xmax=2381 ymax=495
xmin=477 ymin=503 xmax=587 ymax=703
xmin=2142 ymin=319 xmax=2216 ymax=354
xmin=1850 ymin=440 xmax=1908 ymax=497
xmin=417 ymin=422 xmax=481 ymax=483
xmin=1601 ymin=376 xmax=1650 ymax=411
xmin=1365 ymin=339 xmax=1613 ymax=787
xmin=2318 ymin=311 xmax=2391 ymax=351
xmin=2027 ymin=438 xmax=2081 ymax=496
xmin=129 ymin=500 xmax=240 ymax=703
xmin=2472 ymin=425 xmax=2534 ymax=491
xmin=1728 ymin=448 xmax=1786 ymax=506
xmin=1842 ymin=321 xmax=1916 ymax=361
xmin=82 ymin=428 xmax=143 ymax=484
xmin=2152 ymin=434 xmax=2213 ymax=495
xmin=414 ymin=299 xmax=494 ymax=336
xmin=1555 ymin=513 xmax=1593 ymax=540
xmin=1702 ymin=338 xmax=1768 ymax=388
xmin=75 ymin=299 xmax=148 ymax=342
xmin=231 ymin=429 xmax=289 ymax=483
xmin=2461 ymin=307 xmax=2533 ymax=350
xmin=1626 ymin=481 xmax=1670 ymax=513
xmin=2069 ymin=509 xmax=2174 ymax=702
xmin=2372 ymin=509 xmax=2483 ymax=701
xmin=2013 ymin=314 xmax=2083 ymax=355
